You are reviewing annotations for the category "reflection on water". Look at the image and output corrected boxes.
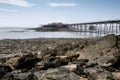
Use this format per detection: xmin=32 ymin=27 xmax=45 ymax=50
xmin=0 ymin=27 xmax=112 ymax=39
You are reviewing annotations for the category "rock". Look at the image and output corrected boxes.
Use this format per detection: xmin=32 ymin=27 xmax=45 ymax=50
xmin=40 ymin=62 xmax=56 ymax=70
xmin=2 ymin=35 xmax=120 ymax=80
xmin=26 ymin=68 xmax=80 ymax=80
xmin=88 ymin=71 xmax=113 ymax=80
xmin=5 ymin=57 xmax=20 ymax=67
xmin=85 ymin=61 xmax=97 ymax=68
xmin=0 ymin=65 xmax=13 ymax=79
xmin=56 ymin=54 xmax=79 ymax=63
xmin=0 ymin=72 xmax=14 ymax=80
xmin=73 ymin=59 xmax=88 ymax=66
xmin=80 ymin=77 xmax=88 ymax=80
xmin=41 ymin=48 xmax=56 ymax=58
xmin=75 ymin=65 xmax=85 ymax=76
xmin=14 ymin=53 xmax=40 ymax=70
xmin=0 ymin=57 xmax=6 ymax=64
xmin=83 ymin=34 xmax=120 ymax=67
xmin=55 ymin=43 xmax=73 ymax=55
xmin=78 ymin=52 xmax=87 ymax=59
xmin=84 ymin=67 xmax=103 ymax=75
xmin=36 ymin=54 xmax=80 ymax=70
xmin=61 ymin=64 xmax=77 ymax=71
xmin=14 ymin=72 xmax=30 ymax=80
xmin=39 ymin=58 xmax=69 ymax=70
xmin=73 ymin=59 xmax=89 ymax=75
xmin=56 ymin=56 xmax=68 ymax=59
xmin=112 ymin=72 xmax=120 ymax=80
xmin=69 ymin=54 xmax=80 ymax=62
xmin=0 ymin=65 xmax=12 ymax=77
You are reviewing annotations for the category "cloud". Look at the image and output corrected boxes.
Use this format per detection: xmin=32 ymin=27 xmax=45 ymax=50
xmin=0 ymin=0 xmax=34 ymax=7
xmin=48 ymin=2 xmax=77 ymax=7
xmin=0 ymin=8 xmax=17 ymax=12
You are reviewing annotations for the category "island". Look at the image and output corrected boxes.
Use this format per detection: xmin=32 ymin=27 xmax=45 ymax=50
xmin=35 ymin=23 xmax=70 ymax=31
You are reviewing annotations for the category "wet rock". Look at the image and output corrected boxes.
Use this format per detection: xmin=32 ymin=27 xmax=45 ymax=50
xmin=14 ymin=53 xmax=40 ymax=70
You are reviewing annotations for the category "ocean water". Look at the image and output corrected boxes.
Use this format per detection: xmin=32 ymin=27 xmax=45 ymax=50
xmin=0 ymin=27 xmax=103 ymax=39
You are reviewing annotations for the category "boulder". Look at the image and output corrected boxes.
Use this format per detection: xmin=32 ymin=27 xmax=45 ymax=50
xmin=83 ymin=34 xmax=120 ymax=67
xmin=14 ymin=53 xmax=40 ymax=70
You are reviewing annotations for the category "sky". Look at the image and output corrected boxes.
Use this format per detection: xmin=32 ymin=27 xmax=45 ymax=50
xmin=0 ymin=0 xmax=120 ymax=27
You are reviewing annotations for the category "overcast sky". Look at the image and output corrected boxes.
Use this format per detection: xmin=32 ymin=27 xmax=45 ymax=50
xmin=0 ymin=0 xmax=120 ymax=27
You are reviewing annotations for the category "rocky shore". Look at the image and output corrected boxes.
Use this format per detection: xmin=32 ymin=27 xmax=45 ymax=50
xmin=1 ymin=34 xmax=120 ymax=80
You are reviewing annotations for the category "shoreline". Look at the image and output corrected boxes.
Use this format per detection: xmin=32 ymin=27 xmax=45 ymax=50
xmin=0 ymin=34 xmax=120 ymax=80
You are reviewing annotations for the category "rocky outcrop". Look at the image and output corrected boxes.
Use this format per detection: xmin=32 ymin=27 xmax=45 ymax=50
xmin=1 ymin=34 xmax=120 ymax=80
xmin=81 ymin=34 xmax=120 ymax=67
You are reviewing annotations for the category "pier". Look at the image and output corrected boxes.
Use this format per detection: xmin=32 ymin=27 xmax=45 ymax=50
xmin=67 ymin=20 xmax=120 ymax=36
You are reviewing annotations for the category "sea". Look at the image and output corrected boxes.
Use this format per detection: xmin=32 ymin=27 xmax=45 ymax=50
xmin=0 ymin=27 xmax=106 ymax=40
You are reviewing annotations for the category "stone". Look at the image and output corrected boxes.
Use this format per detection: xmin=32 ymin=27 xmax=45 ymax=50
xmin=83 ymin=34 xmax=120 ymax=67
xmin=85 ymin=61 xmax=97 ymax=68
xmin=84 ymin=67 xmax=103 ymax=75
xmin=26 ymin=68 xmax=80 ymax=80
xmin=73 ymin=59 xmax=88 ymax=66
xmin=5 ymin=57 xmax=20 ymax=66
xmin=0 ymin=72 xmax=14 ymax=80
xmin=0 ymin=65 xmax=13 ymax=79
xmin=55 ymin=43 xmax=73 ymax=55
xmin=14 ymin=53 xmax=40 ymax=70
xmin=61 ymin=64 xmax=77 ymax=71
xmin=92 ymin=71 xmax=113 ymax=80
xmin=14 ymin=72 xmax=30 ymax=80
xmin=80 ymin=77 xmax=88 ymax=80
xmin=112 ymin=72 xmax=120 ymax=80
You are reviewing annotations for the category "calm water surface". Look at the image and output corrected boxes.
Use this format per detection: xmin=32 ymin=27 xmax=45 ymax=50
xmin=0 ymin=27 xmax=105 ymax=39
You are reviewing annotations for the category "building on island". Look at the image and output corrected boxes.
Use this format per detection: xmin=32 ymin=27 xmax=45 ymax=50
xmin=35 ymin=23 xmax=69 ymax=31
